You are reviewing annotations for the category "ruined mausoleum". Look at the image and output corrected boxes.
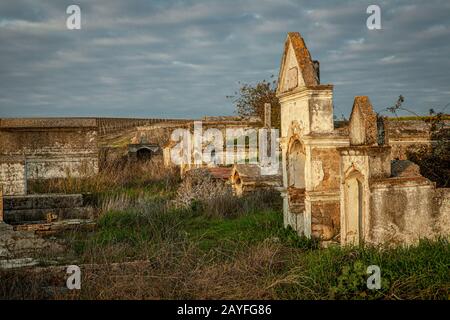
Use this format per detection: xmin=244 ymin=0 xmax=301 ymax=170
xmin=277 ymin=32 xmax=449 ymax=245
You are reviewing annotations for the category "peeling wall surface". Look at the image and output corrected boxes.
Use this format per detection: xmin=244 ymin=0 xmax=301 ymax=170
xmin=433 ymin=188 xmax=450 ymax=235
xmin=338 ymin=95 xmax=449 ymax=246
xmin=310 ymin=148 xmax=340 ymax=191
xmin=275 ymin=33 xmax=449 ymax=246
xmin=0 ymin=119 xmax=99 ymax=180
xmin=277 ymin=33 xmax=349 ymax=240
xmin=368 ymin=179 xmax=447 ymax=245
xmin=0 ymin=157 xmax=26 ymax=195
xmin=311 ymin=201 xmax=340 ymax=240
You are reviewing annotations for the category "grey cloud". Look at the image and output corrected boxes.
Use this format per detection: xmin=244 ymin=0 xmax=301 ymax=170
xmin=0 ymin=0 xmax=449 ymax=118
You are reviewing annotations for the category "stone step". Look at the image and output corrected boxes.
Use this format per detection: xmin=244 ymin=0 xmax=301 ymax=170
xmin=4 ymin=207 xmax=95 ymax=224
xmin=3 ymin=194 xmax=89 ymax=210
xmin=13 ymin=218 xmax=96 ymax=236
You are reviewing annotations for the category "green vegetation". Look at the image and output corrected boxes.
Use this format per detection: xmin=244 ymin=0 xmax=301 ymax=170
xmin=387 ymin=115 xmax=450 ymax=121
xmin=1 ymin=160 xmax=448 ymax=300
xmin=40 ymin=192 xmax=450 ymax=299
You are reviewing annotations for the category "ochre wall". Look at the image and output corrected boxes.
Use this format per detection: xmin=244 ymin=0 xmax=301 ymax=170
xmin=0 ymin=158 xmax=26 ymax=195
xmin=0 ymin=119 xmax=99 ymax=179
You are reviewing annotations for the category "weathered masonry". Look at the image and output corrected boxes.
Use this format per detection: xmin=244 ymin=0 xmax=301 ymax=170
xmin=0 ymin=117 xmax=187 ymax=195
xmin=276 ymin=32 xmax=449 ymax=245
xmin=0 ymin=156 xmax=27 ymax=195
xmin=0 ymin=118 xmax=98 ymax=195
xmin=2 ymin=193 xmax=94 ymax=225
xmin=338 ymin=97 xmax=449 ymax=245
xmin=277 ymin=32 xmax=348 ymax=241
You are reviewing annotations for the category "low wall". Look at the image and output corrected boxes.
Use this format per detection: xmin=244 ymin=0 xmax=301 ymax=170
xmin=0 ymin=118 xmax=99 ymax=180
xmin=434 ymin=188 xmax=450 ymax=235
xmin=97 ymin=118 xmax=192 ymax=136
xmin=0 ymin=157 xmax=26 ymax=195
xmin=368 ymin=177 xmax=447 ymax=245
xmin=387 ymin=119 xmax=449 ymax=160
xmin=26 ymin=155 xmax=98 ymax=179
xmin=2 ymin=193 xmax=95 ymax=224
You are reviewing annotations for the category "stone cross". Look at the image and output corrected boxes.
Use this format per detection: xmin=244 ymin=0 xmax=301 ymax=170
xmin=264 ymin=103 xmax=271 ymax=128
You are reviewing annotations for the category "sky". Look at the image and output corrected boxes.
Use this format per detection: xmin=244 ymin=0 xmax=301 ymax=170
xmin=1 ymin=0 xmax=450 ymax=119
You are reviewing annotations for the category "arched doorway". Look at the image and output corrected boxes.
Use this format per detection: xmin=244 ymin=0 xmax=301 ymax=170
xmin=136 ymin=148 xmax=152 ymax=161
xmin=233 ymin=172 xmax=243 ymax=196
xmin=288 ymin=140 xmax=306 ymax=189
xmin=344 ymin=171 xmax=364 ymax=245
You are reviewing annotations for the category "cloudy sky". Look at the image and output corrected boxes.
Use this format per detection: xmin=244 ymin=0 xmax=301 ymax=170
xmin=1 ymin=0 xmax=450 ymax=118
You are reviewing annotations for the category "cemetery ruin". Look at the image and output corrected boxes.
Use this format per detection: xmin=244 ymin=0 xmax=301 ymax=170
xmin=0 ymin=32 xmax=448 ymax=252
xmin=276 ymin=32 xmax=449 ymax=245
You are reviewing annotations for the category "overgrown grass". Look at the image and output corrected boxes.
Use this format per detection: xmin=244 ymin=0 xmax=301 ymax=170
xmin=2 ymin=190 xmax=447 ymax=300
xmin=27 ymin=158 xmax=180 ymax=197
xmin=1 ymin=159 xmax=448 ymax=300
xmin=388 ymin=115 xmax=450 ymax=121
xmin=276 ymin=238 xmax=449 ymax=300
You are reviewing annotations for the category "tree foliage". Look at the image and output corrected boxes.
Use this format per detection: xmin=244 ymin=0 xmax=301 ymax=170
xmin=227 ymin=77 xmax=281 ymax=129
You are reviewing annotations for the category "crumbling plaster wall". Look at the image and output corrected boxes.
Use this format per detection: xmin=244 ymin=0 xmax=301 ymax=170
xmin=280 ymin=89 xmax=333 ymax=139
xmin=434 ymin=188 xmax=450 ymax=235
xmin=309 ymin=98 xmax=334 ymax=134
xmin=276 ymin=35 xmax=347 ymax=240
xmin=0 ymin=157 xmax=26 ymax=195
xmin=280 ymin=104 xmax=348 ymax=240
xmin=310 ymin=147 xmax=340 ymax=191
xmin=368 ymin=178 xmax=439 ymax=245
xmin=307 ymin=146 xmax=342 ymax=240
xmin=0 ymin=122 xmax=98 ymax=179
xmin=339 ymin=150 xmax=371 ymax=245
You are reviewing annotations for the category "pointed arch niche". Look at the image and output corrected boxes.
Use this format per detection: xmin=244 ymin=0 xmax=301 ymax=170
xmin=287 ymin=138 xmax=306 ymax=190
xmin=343 ymin=169 xmax=365 ymax=245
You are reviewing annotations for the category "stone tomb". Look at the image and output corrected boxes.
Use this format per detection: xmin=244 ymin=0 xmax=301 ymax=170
xmin=277 ymin=32 xmax=348 ymax=241
xmin=276 ymin=32 xmax=449 ymax=245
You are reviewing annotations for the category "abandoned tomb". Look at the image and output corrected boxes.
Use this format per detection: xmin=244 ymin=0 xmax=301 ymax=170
xmin=0 ymin=32 xmax=448 ymax=252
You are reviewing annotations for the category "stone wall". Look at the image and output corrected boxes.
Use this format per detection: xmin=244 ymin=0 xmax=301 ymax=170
xmin=335 ymin=119 xmax=449 ymax=160
xmin=2 ymin=193 xmax=95 ymax=224
xmin=0 ymin=118 xmax=98 ymax=180
xmin=311 ymin=201 xmax=340 ymax=241
xmin=368 ymin=177 xmax=447 ymax=245
xmin=97 ymin=118 xmax=192 ymax=136
xmin=0 ymin=157 xmax=26 ymax=195
xmin=434 ymin=188 xmax=450 ymax=235
xmin=310 ymin=147 xmax=341 ymax=191
xmin=387 ymin=120 xmax=433 ymax=160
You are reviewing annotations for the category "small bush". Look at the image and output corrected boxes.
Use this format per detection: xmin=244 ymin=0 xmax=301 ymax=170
xmin=172 ymin=168 xmax=233 ymax=210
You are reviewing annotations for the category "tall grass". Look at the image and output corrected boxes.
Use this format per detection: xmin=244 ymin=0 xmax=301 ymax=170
xmin=2 ymin=159 xmax=448 ymax=300
xmin=27 ymin=158 xmax=180 ymax=195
